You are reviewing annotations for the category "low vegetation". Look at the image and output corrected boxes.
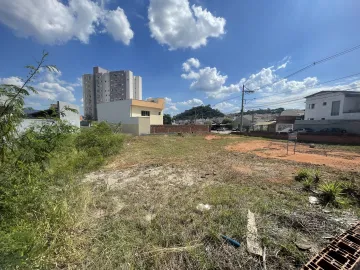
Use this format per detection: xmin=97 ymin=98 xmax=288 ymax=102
xmin=1 ymin=54 xmax=360 ymax=269
xmin=0 ymin=54 xmax=125 ymax=269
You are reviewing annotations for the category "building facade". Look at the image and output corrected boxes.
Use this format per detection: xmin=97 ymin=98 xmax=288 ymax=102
xmin=82 ymin=67 xmax=143 ymax=120
xmin=304 ymin=91 xmax=360 ymax=120
xmin=97 ymin=98 xmax=164 ymax=135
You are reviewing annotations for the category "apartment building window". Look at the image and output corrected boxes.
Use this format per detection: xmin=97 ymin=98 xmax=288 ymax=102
xmin=308 ymin=118 xmax=314 ymax=120
xmin=141 ymin=111 xmax=150 ymax=116
xmin=323 ymin=102 xmax=327 ymax=106
xmin=331 ymin=101 xmax=340 ymax=116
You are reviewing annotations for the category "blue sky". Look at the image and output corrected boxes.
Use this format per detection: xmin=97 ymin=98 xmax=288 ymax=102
xmin=0 ymin=0 xmax=359 ymax=115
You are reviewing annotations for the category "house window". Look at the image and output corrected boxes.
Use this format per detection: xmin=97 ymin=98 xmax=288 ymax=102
xmin=308 ymin=104 xmax=315 ymax=109
xmin=141 ymin=111 xmax=150 ymax=116
xmin=321 ymin=118 xmax=325 ymax=120
xmin=158 ymin=112 xmax=161 ymax=115
xmin=308 ymin=118 xmax=314 ymax=120
xmin=331 ymin=101 xmax=340 ymax=116
xmin=323 ymin=102 xmax=327 ymax=106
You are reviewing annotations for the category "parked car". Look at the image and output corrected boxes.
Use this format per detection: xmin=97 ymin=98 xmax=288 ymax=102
xmin=276 ymin=128 xmax=293 ymax=134
xmin=293 ymin=128 xmax=314 ymax=134
xmin=318 ymin=128 xmax=347 ymax=134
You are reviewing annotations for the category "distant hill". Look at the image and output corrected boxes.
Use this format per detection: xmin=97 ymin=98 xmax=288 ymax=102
xmin=243 ymin=108 xmax=284 ymax=115
xmin=173 ymin=105 xmax=224 ymax=120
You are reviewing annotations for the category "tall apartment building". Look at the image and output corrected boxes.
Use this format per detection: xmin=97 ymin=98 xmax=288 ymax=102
xmin=82 ymin=66 xmax=143 ymax=120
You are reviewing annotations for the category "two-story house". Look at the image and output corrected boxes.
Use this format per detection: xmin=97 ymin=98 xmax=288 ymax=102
xmin=304 ymin=91 xmax=360 ymax=120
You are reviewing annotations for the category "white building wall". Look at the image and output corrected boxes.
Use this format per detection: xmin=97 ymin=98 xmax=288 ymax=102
xmin=97 ymin=100 xmax=133 ymax=124
xmin=58 ymin=101 xmax=80 ymax=128
xmin=125 ymin=71 xmax=134 ymax=99
xmin=82 ymin=74 xmax=95 ymax=119
xmin=305 ymin=93 xmax=345 ymax=120
xmin=133 ymin=76 xmax=143 ymax=100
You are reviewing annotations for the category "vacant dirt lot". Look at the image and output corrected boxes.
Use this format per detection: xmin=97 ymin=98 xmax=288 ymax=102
xmin=84 ymin=135 xmax=360 ymax=270
xmin=225 ymin=139 xmax=360 ymax=171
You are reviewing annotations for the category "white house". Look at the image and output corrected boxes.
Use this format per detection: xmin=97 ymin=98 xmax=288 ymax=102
xmin=97 ymin=98 xmax=164 ymax=135
xmin=304 ymin=91 xmax=360 ymax=120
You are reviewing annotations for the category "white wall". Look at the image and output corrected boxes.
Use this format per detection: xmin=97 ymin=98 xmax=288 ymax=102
xmin=125 ymin=71 xmax=134 ymax=99
xmin=18 ymin=119 xmax=55 ymax=134
xmin=97 ymin=99 xmax=133 ymax=124
xmin=58 ymin=101 xmax=80 ymax=128
xmin=305 ymin=93 xmax=345 ymax=120
xmin=133 ymin=76 xmax=142 ymax=100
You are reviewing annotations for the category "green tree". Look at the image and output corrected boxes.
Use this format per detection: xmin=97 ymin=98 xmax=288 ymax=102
xmin=222 ymin=118 xmax=233 ymax=124
xmin=163 ymin=114 xmax=172 ymax=125
xmin=0 ymin=51 xmax=57 ymax=162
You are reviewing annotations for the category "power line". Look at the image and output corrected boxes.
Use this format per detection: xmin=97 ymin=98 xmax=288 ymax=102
xmin=253 ymin=71 xmax=360 ymax=100
xmin=245 ymin=44 xmax=360 ymax=92
xmin=212 ymin=71 xmax=360 ymax=107
xmin=244 ymin=86 xmax=360 ymax=110
xmin=227 ymin=86 xmax=360 ymax=114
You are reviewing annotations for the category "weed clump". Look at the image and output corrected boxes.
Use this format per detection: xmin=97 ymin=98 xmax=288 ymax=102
xmin=302 ymin=177 xmax=314 ymax=191
xmin=319 ymin=182 xmax=344 ymax=206
xmin=295 ymin=169 xmax=312 ymax=181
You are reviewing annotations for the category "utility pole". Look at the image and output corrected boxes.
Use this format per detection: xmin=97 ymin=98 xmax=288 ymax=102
xmin=240 ymin=84 xmax=254 ymax=132
xmin=240 ymin=85 xmax=245 ymax=132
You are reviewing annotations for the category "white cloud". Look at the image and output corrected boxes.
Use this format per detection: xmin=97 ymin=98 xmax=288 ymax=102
xmin=178 ymin=98 xmax=203 ymax=107
xmin=0 ymin=0 xmax=134 ymax=45
xmin=164 ymin=97 xmax=205 ymax=115
xmin=182 ymin=58 xmax=200 ymax=72
xmin=214 ymin=101 xmax=239 ymax=112
xmin=240 ymin=59 xmax=360 ymax=110
xmin=148 ymin=0 xmax=226 ymax=50
xmin=0 ymin=69 xmax=81 ymax=108
xmin=181 ymin=58 xmax=240 ymax=98
xmin=0 ymin=77 xmax=23 ymax=87
xmin=102 ymin=7 xmax=134 ymax=45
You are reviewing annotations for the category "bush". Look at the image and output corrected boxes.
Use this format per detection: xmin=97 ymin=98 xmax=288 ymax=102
xmin=319 ymin=182 xmax=344 ymax=206
xmin=0 ymin=121 xmax=125 ymax=268
xmin=75 ymin=122 xmax=124 ymax=158
xmin=295 ymin=168 xmax=321 ymax=184
xmin=295 ymin=169 xmax=312 ymax=181
xmin=302 ymin=177 xmax=314 ymax=191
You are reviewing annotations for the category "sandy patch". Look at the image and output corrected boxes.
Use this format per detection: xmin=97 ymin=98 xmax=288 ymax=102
xmin=232 ymin=165 xmax=253 ymax=175
xmin=226 ymin=140 xmax=360 ymax=171
xmin=205 ymin=135 xmax=221 ymax=140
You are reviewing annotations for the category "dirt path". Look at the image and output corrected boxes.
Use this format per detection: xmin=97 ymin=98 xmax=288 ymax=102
xmin=226 ymin=140 xmax=360 ymax=171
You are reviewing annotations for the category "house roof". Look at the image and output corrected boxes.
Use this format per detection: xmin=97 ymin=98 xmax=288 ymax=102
xmin=305 ymin=90 xmax=360 ymax=99
xmin=254 ymin=121 xmax=276 ymax=126
xmin=280 ymin=109 xmax=305 ymax=116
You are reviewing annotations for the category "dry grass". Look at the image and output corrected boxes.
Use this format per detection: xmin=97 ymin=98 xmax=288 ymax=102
xmin=82 ymin=134 xmax=360 ymax=269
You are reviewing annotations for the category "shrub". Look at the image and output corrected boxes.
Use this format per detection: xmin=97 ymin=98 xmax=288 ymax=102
xmin=319 ymin=182 xmax=344 ymax=206
xmin=302 ymin=177 xmax=314 ymax=191
xmin=75 ymin=122 xmax=124 ymax=158
xmin=314 ymin=169 xmax=321 ymax=184
xmin=295 ymin=169 xmax=312 ymax=181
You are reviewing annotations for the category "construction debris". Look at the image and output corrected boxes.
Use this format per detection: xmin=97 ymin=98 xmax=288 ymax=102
xmin=303 ymin=222 xmax=360 ymax=269
xmin=221 ymin=234 xmax=241 ymax=248
xmin=196 ymin=203 xmax=212 ymax=212
xmin=247 ymin=210 xmax=263 ymax=256
xmin=295 ymin=239 xmax=313 ymax=250
xmin=309 ymin=196 xmax=319 ymax=204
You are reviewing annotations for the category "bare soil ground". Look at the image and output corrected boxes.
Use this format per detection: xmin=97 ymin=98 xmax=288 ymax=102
xmin=83 ymin=134 xmax=360 ymax=270
xmin=225 ymin=140 xmax=360 ymax=171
